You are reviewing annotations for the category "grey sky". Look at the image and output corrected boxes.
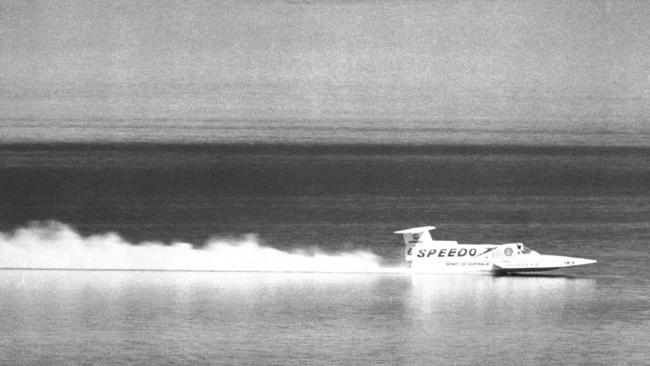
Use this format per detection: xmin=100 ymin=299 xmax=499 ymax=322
xmin=1 ymin=0 xmax=648 ymax=144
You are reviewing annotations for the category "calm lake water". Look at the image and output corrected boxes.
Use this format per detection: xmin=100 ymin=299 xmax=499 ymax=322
xmin=0 ymin=144 xmax=648 ymax=364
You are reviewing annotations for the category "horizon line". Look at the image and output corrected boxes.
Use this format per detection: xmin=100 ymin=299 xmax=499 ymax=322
xmin=1 ymin=141 xmax=649 ymax=154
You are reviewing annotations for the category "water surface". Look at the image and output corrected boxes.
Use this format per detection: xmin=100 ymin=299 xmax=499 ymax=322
xmin=0 ymin=144 xmax=648 ymax=364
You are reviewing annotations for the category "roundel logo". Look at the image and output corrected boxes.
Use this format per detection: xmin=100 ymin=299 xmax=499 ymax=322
xmin=504 ymin=247 xmax=513 ymax=256
xmin=412 ymin=234 xmax=420 ymax=240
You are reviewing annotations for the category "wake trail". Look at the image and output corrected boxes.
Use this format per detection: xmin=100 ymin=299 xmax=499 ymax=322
xmin=0 ymin=221 xmax=406 ymax=274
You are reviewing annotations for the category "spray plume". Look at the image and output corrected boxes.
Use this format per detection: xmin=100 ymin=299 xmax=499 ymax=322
xmin=0 ymin=222 xmax=385 ymax=272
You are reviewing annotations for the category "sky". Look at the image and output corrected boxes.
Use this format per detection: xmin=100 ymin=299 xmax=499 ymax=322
xmin=0 ymin=0 xmax=649 ymax=145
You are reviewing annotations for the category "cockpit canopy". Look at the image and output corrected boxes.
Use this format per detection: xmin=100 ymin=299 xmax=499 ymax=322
xmin=517 ymin=243 xmax=536 ymax=254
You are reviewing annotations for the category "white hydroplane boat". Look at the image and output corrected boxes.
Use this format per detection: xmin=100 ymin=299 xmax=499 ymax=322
xmin=395 ymin=226 xmax=596 ymax=274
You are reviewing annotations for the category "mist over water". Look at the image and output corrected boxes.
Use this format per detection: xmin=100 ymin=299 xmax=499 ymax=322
xmin=0 ymin=221 xmax=384 ymax=272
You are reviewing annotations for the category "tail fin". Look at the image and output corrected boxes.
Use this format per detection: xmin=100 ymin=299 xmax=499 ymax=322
xmin=394 ymin=226 xmax=435 ymax=262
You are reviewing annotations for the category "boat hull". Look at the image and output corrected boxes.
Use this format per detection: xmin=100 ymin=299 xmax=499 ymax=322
xmin=410 ymin=255 xmax=597 ymax=274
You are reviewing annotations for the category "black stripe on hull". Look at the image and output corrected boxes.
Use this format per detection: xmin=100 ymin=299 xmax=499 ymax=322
xmin=492 ymin=267 xmax=561 ymax=275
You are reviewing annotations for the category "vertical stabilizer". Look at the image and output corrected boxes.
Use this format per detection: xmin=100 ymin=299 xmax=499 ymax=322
xmin=394 ymin=226 xmax=436 ymax=261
